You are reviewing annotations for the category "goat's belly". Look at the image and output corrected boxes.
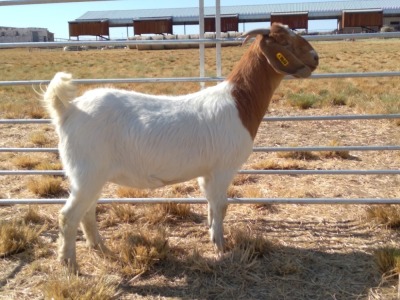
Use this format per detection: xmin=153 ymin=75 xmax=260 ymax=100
xmin=110 ymin=167 xmax=206 ymax=190
xmin=109 ymin=132 xmax=253 ymax=190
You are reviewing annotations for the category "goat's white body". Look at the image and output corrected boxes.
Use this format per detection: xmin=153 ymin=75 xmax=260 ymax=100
xmin=58 ymin=82 xmax=253 ymax=190
xmin=46 ymin=74 xmax=254 ymax=272
xmin=45 ymin=24 xmax=318 ymax=273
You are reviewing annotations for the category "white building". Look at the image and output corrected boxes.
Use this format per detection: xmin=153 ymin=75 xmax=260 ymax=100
xmin=0 ymin=26 xmax=54 ymax=43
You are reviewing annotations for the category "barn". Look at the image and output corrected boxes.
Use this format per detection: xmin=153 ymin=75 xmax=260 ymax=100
xmin=339 ymin=9 xmax=383 ymax=33
xmin=68 ymin=0 xmax=400 ymax=39
xmin=133 ymin=17 xmax=173 ymax=35
xmin=270 ymin=12 xmax=308 ymax=31
xmin=204 ymin=15 xmax=239 ymax=33
xmin=69 ymin=20 xmax=109 ymax=38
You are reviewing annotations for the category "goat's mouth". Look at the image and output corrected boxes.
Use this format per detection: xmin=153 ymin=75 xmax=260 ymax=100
xmin=306 ymin=64 xmax=318 ymax=72
xmin=292 ymin=64 xmax=316 ymax=78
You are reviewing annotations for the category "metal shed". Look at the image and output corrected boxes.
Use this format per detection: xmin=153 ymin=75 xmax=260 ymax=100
xmin=270 ymin=12 xmax=308 ymax=30
xmin=69 ymin=0 xmax=400 ymax=38
xmin=69 ymin=20 xmax=109 ymax=38
xmin=133 ymin=17 xmax=173 ymax=35
xmin=340 ymin=9 xmax=383 ymax=33
xmin=204 ymin=14 xmax=238 ymax=32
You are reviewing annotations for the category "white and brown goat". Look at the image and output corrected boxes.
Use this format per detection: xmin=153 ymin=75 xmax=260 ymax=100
xmin=43 ymin=23 xmax=318 ymax=272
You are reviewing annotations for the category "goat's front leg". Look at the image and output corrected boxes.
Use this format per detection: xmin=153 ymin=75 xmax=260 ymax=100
xmin=208 ymin=197 xmax=228 ymax=252
xmin=199 ymin=171 xmax=235 ymax=252
xmin=80 ymin=203 xmax=106 ymax=251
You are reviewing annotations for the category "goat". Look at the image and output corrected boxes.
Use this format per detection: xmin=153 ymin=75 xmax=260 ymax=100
xmin=43 ymin=23 xmax=318 ymax=273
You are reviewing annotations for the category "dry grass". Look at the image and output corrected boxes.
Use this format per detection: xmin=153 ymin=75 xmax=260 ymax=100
xmin=34 ymin=161 xmax=63 ymax=170
xmin=278 ymin=151 xmax=317 ymax=160
xmin=0 ymin=220 xmax=42 ymax=257
xmin=232 ymin=174 xmax=259 ymax=186
xmin=273 ymin=140 xmax=352 ymax=161
xmin=318 ymin=140 xmax=351 ymax=159
xmin=145 ymin=203 xmax=193 ymax=224
xmin=374 ymin=247 xmax=400 ymax=275
xmin=23 ymin=206 xmax=51 ymax=225
xmin=168 ymin=183 xmax=198 ymax=196
xmin=366 ymin=205 xmax=400 ymax=229
xmin=103 ymin=204 xmax=137 ymax=225
xmin=227 ymin=185 xmax=243 ymax=198
xmin=116 ymin=186 xmax=150 ymax=198
xmin=12 ymin=155 xmax=41 ymax=170
xmin=27 ymin=176 xmax=66 ymax=197
xmin=0 ymin=39 xmax=399 ymax=299
xmin=116 ymin=229 xmax=169 ymax=277
xmin=12 ymin=154 xmax=62 ymax=171
xmin=226 ymin=227 xmax=275 ymax=257
xmin=251 ymin=158 xmax=305 ymax=169
xmin=29 ymin=131 xmax=52 ymax=147
xmin=42 ymin=272 xmax=119 ymax=300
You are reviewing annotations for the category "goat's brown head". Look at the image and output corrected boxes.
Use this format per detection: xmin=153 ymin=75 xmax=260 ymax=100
xmin=242 ymin=23 xmax=319 ymax=78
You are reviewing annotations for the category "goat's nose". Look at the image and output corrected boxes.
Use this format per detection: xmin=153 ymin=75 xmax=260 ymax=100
xmin=314 ymin=53 xmax=319 ymax=64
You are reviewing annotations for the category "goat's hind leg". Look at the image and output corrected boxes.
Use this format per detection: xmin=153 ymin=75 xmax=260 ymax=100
xmin=58 ymin=178 xmax=104 ymax=273
xmin=80 ymin=202 xmax=112 ymax=255
xmin=80 ymin=203 xmax=104 ymax=249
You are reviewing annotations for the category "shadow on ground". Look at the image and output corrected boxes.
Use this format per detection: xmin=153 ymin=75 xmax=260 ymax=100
xmin=119 ymin=219 xmax=383 ymax=299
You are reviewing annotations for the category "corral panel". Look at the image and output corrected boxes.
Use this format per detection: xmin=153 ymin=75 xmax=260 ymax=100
xmin=133 ymin=18 xmax=173 ymax=35
xmin=270 ymin=13 xmax=308 ymax=30
xmin=69 ymin=21 xmax=109 ymax=37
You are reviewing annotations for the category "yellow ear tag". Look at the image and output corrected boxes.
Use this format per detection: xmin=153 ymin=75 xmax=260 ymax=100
xmin=276 ymin=52 xmax=289 ymax=66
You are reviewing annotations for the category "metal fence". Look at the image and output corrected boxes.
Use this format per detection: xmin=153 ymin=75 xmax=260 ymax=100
xmin=0 ymin=18 xmax=399 ymax=205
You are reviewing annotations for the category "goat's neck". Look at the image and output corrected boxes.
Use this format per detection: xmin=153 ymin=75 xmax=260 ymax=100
xmin=227 ymin=43 xmax=284 ymax=139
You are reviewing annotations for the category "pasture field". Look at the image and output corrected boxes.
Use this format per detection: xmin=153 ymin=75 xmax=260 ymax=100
xmin=0 ymin=39 xmax=399 ymax=299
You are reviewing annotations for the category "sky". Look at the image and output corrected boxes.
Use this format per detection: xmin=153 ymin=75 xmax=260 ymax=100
xmin=0 ymin=0 xmax=342 ymax=40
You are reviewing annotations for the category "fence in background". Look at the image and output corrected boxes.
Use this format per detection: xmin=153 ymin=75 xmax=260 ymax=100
xmin=0 ymin=28 xmax=399 ymax=205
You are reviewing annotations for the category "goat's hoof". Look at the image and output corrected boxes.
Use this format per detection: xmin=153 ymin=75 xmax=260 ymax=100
xmin=94 ymin=243 xmax=115 ymax=259
xmin=215 ymin=250 xmax=229 ymax=262
xmin=211 ymin=240 xmax=225 ymax=255
xmin=60 ymin=258 xmax=79 ymax=275
xmin=210 ymin=233 xmax=225 ymax=253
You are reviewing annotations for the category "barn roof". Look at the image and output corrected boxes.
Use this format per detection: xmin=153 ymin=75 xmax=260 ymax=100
xmin=75 ymin=0 xmax=400 ymax=26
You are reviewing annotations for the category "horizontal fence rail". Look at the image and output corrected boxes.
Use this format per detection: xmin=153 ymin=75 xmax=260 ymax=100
xmin=1 ymin=198 xmax=400 ymax=206
xmin=2 ymin=71 xmax=400 ymax=87
xmin=1 ymin=146 xmax=399 ymax=153
xmin=0 ymin=77 xmax=223 ymax=86
xmin=239 ymin=170 xmax=400 ymax=175
xmin=253 ymin=146 xmax=400 ymax=152
xmin=0 ymin=31 xmax=399 ymax=50
xmin=1 ymin=114 xmax=399 ymax=124
xmin=263 ymin=114 xmax=400 ymax=122
xmin=0 ymin=148 xmax=59 ymax=153
xmin=1 ymin=169 xmax=399 ymax=176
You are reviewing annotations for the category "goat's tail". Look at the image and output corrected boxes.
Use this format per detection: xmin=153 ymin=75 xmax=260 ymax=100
xmin=43 ymin=72 xmax=77 ymax=121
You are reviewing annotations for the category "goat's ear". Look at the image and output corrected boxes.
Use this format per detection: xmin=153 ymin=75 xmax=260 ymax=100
xmin=263 ymin=41 xmax=311 ymax=78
